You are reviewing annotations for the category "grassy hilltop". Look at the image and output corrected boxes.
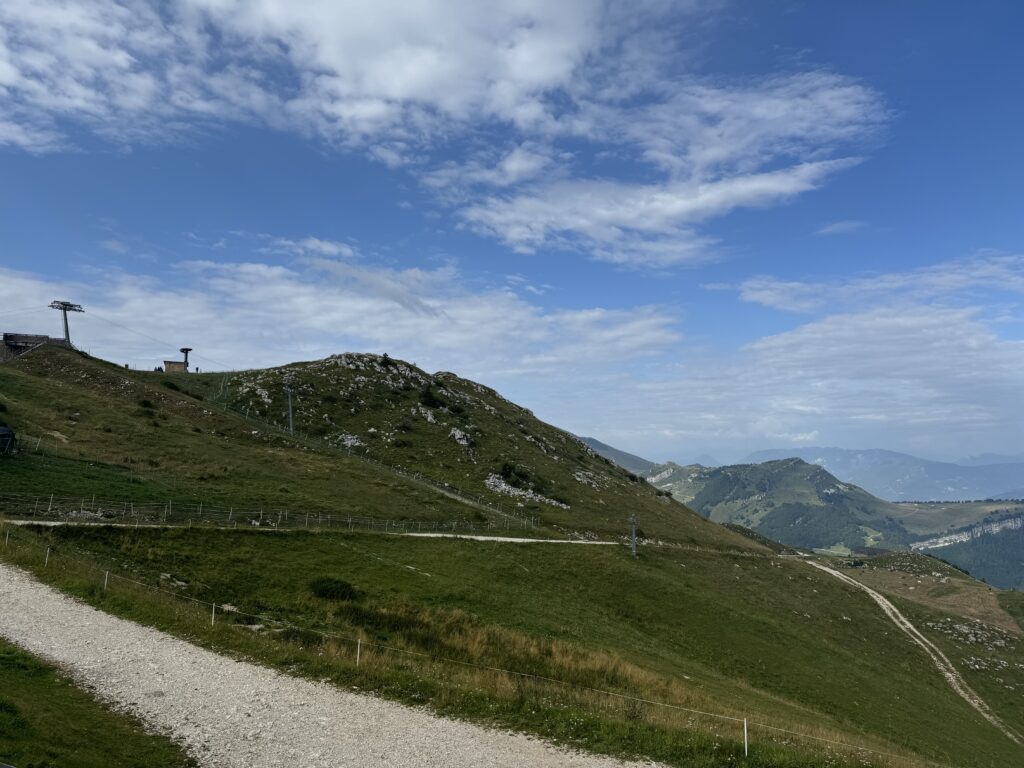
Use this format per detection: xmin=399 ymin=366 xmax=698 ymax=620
xmin=2 ymin=346 xmax=1024 ymax=767
xmin=0 ymin=346 xmax=732 ymax=544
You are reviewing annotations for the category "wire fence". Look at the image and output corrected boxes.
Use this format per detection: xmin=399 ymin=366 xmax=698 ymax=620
xmin=10 ymin=419 xmax=539 ymax=530
xmin=0 ymin=491 xmax=535 ymax=535
xmin=0 ymin=521 xmax=953 ymax=768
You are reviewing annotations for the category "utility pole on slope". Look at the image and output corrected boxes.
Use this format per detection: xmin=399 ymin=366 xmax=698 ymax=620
xmin=284 ymin=386 xmax=294 ymax=435
xmin=48 ymin=300 xmax=84 ymax=346
xmin=629 ymin=515 xmax=638 ymax=559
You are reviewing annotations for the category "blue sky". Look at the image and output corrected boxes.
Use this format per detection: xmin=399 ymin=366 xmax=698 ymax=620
xmin=1 ymin=1 xmax=1023 ymax=463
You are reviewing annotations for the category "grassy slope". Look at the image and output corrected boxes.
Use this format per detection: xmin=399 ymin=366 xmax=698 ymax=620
xmin=842 ymin=551 xmax=1019 ymax=633
xmin=891 ymin=500 xmax=1024 ymax=536
xmin=2 ymin=348 xmax=1022 ymax=765
xmin=999 ymin=591 xmax=1024 ymax=631
xmin=5 ymin=524 xmax=1023 ymax=768
xmin=649 ymin=459 xmax=910 ymax=551
xmin=836 ymin=551 xmax=1024 ymax=749
xmin=0 ymin=348 xmax=463 ymax=519
xmin=0 ymin=347 xmax=744 ymax=546
xmin=221 ymin=353 xmax=711 ymax=541
xmin=0 ymin=637 xmax=193 ymax=768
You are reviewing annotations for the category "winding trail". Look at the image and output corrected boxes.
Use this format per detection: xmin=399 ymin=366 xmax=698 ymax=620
xmin=0 ymin=562 xmax=659 ymax=768
xmin=809 ymin=561 xmax=1022 ymax=745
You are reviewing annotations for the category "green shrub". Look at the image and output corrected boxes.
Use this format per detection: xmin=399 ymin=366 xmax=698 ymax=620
xmin=308 ymin=576 xmax=363 ymax=602
xmin=419 ymin=384 xmax=445 ymax=408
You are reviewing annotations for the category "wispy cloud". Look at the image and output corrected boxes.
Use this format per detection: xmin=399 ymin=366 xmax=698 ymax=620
xmin=0 ymin=256 xmax=680 ymax=383
xmin=738 ymin=254 xmax=1024 ymax=312
xmin=0 ymin=1 xmax=887 ymax=267
xmin=99 ymin=239 xmax=130 ymax=254
xmin=262 ymin=237 xmax=358 ymax=260
xmin=462 ymin=159 xmax=861 ymax=267
xmin=5 ymin=249 xmax=1024 ymax=460
xmin=816 ymin=219 xmax=866 ymax=236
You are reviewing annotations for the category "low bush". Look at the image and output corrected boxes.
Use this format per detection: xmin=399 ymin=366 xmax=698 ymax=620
xmin=309 ymin=576 xmax=363 ymax=602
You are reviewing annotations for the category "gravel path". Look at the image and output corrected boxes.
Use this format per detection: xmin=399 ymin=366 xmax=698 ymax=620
xmin=809 ymin=561 xmax=1022 ymax=745
xmin=0 ymin=562 xmax=659 ymax=768
xmin=8 ymin=520 xmax=618 ymax=545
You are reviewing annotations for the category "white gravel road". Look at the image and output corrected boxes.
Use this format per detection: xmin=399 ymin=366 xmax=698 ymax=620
xmin=0 ymin=562 xmax=660 ymax=768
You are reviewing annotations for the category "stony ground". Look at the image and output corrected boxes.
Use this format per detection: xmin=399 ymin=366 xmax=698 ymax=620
xmin=0 ymin=562 xmax=660 ymax=768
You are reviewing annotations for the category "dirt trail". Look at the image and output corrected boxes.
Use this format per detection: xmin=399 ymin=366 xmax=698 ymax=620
xmin=0 ymin=562 xmax=659 ymax=768
xmin=809 ymin=561 xmax=1022 ymax=745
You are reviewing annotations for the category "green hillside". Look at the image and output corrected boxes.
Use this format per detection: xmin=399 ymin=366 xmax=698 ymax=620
xmin=648 ymin=458 xmax=911 ymax=552
xmin=219 ymin=352 xmax=714 ymax=541
xmin=6 ymin=523 xmax=1024 ymax=768
xmin=0 ymin=346 xmax=736 ymax=545
xmin=3 ymin=346 xmax=1024 ymax=767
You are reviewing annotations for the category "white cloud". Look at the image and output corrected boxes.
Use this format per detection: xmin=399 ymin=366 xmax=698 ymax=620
xmin=461 ymin=159 xmax=858 ymax=266
xmin=262 ymin=236 xmax=357 ymax=259
xmin=816 ymin=219 xmax=865 ymax=236
xmin=569 ymin=305 xmax=1024 ymax=461
xmin=0 ymin=260 xmax=679 ymax=386
xmin=99 ymin=239 xmax=130 ymax=254
xmin=0 ymin=1 xmax=886 ymax=266
xmin=739 ymin=254 xmax=1024 ymax=313
xmin=4 ymin=251 xmax=1023 ymax=461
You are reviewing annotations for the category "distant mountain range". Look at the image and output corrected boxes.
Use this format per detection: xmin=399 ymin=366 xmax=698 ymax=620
xmin=956 ymin=452 xmax=1024 ymax=467
xmin=745 ymin=447 xmax=1024 ymax=502
xmin=580 ymin=437 xmax=1024 ymax=585
xmin=647 ymin=458 xmax=910 ymax=552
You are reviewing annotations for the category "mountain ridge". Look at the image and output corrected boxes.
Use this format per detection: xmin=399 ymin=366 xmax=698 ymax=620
xmin=646 ymin=457 xmax=911 ymax=552
xmin=746 ymin=446 xmax=1024 ymax=501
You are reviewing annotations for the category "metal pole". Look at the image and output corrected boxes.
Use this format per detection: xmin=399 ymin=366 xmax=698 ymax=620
xmin=44 ymin=546 xmax=50 ymax=567
xmin=104 ymin=571 xmax=109 ymax=591
xmin=286 ymin=387 xmax=294 ymax=435
xmin=356 ymin=638 xmax=361 ymax=666
xmin=629 ymin=515 xmax=638 ymax=559
xmin=744 ymin=718 xmax=749 ymax=757
xmin=61 ymin=308 xmax=70 ymax=344
xmin=211 ymin=603 xmax=216 ymax=625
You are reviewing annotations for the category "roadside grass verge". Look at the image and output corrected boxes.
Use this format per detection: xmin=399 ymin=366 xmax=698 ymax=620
xmin=0 ymin=636 xmax=194 ymax=768
xmin=1 ymin=522 xmax=999 ymax=768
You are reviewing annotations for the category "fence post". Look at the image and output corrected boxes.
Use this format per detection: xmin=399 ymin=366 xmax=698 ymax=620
xmin=211 ymin=603 xmax=216 ymax=626
xmin=48 ymin=494 xmax=53 ymax=513
xmin=44 ymin=546 xmax=50 ymax=567
xmin=357 ymin=638 xmax=361 ymax=666
xmin=104 ymin=571 xmax=109 ymax=591
xmin=744 ymin=718 xmax=748 ymax=757
xmin=4 ymin=530 xmax=8 ymax=547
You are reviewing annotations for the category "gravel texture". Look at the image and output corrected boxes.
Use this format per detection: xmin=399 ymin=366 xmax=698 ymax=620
xmin=0 ymin=562 xmax=660 ymax=768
